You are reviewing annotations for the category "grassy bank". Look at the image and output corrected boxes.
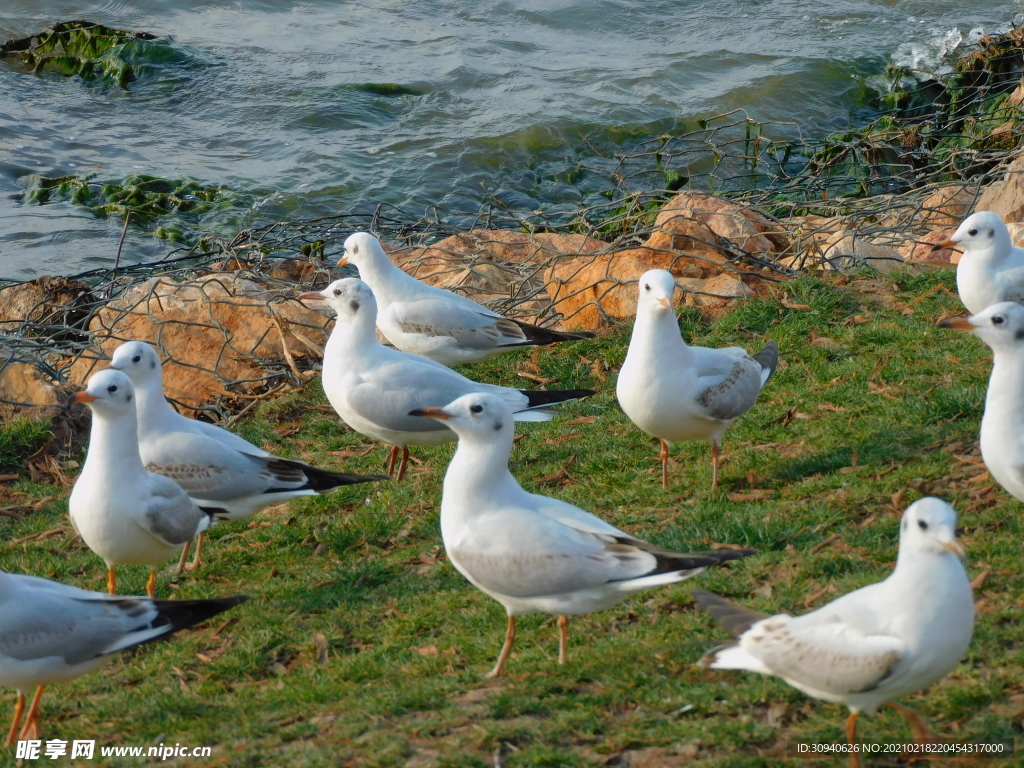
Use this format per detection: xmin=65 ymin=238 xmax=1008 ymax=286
xmin=0 ymin=268 xmax=1019 ymax=767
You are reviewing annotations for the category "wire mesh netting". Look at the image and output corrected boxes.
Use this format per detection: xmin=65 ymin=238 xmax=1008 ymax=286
xmin=3 ymin=24 xmax=1024 ymax=425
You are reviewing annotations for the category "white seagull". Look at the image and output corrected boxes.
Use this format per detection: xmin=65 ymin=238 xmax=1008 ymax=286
xmin=69 ymin=369 xmax=221 ymax=597
xmin=107 ymin=340 xmax=388 ymax=570
xmin=411 ymin=392 xmax=756 ymax=678
xmin=693 ymin=497 xmax=973 ymax=768
xmin=0 ymin=569 xmax=247 ymax=745
xmin=935 ymin=210 xmax=1024 ymax=315
xmin=939 ymin=301 xmax=1024 ymax=503
xmin=337 ymin=231 xmax=595 ymax=366
xmin=616 ymin=269 xmax=778 ymax=489
xmin=299 ymin=279 xmax=595 ymax=480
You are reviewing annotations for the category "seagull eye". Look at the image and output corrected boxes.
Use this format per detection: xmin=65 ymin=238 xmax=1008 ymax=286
xmin=132 ymin=355 xmax=141 ymax=363
xmin=333 ymin=289 xmax=342 ymax=296
xmin=470 ymin=404 xmax=483 ymax=414
xmin=993 ymin=315 xmax=1005 ymax=325
xmin=968 ymin=228 xmax=978 ymax=236
xmin=917 ymin=519 xmax=928 ymax=531
xmin=107 ymin=385 xmax=117 ymax=393
xmin=644 ymin=284 xmax=650 ymax=291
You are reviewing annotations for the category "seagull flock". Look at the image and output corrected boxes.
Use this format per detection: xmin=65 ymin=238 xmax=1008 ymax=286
xmin=0 ymin=211 xmax=1013 ymax=760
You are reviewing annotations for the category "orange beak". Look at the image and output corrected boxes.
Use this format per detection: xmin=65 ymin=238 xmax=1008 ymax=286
xmin=931 ymin=239 xmax=960 ymax=252
xmin=943 ymin=539 xmax=967 ymax=559
xmin=297 ymin=291 xmax=325 ymax=302
xmin=937 ymin=317 xmax=975 ymax=331
xmin=74 ymin=391 xmax=97 ymax=403
xmin=408 ymin=406 xmax=450 ymax=420
xmin=658 ymin=297 xmax=672 ymax=310
xmin=337 ymin=257 xmax=350 ymax=268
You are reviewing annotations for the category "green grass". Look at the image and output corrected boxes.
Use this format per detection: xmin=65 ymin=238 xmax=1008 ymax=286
xmin=1 ymin=268 xmax=1020 ymax=767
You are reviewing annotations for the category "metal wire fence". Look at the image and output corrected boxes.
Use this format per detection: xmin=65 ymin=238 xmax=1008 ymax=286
xmin=3 ymin=26 xmax=1024 ymax=425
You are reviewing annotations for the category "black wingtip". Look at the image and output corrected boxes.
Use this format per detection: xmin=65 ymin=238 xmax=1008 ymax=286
xmin=752 ymin=340 xmax=779 ymax=381
xmin=519 ymin=388 xmax=597 ymax=408
xmin=691 ymin=588 xmax=770 ymax=638
xmin=509 ymin=318 xmax=597 ymax=345
xmin=269 ymin=457 xmax=389 ymax=493
xmin=150 ymin=594 xmax=251 ymax=635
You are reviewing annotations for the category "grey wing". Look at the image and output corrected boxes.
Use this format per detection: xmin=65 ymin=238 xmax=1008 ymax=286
xmin=527 ymin=492 xmax=626 ymax=536
xmin=742 ymin=614 xmax=907 ymax=694
xmin=390 ymin=299 xmax=527 ymax=349
xmin=136 ymin=475 xmax=207 ymax=546
xmin=347 ymin=360 xmax=483 ymax=434
xmin=691 ymin=350 xmax=766 ymax=422
xmin=143 ymin=432 xmax=278 ymax=501
xmin=190 ymin=419 xmax=270 ymax=458
xmin=0 ymin=588 xmax=157 ymax=666
xmin=453 ymin=509 xmax=665 ymax=598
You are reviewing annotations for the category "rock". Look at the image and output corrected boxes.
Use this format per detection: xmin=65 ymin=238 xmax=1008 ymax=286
xmin=0 ymin=356 xmax=62 ymax=408
xmin=0 ymin=276 xmax=94 ymax=337
xmin=898 ymin=229 xmax=960 ymax=264
xmin=1006 ymin=222 xmax=1024 ymax=249
xmin=647 ymin=191 xmax=789 ymax=258
xmin=918 ymin=185 xmax=977 ymax=229
xmin=976 ymin=154 xmax=1024 ymax=221
xmin=67 ymin=274 xmax=331 ymax=412
xmin=544 ymin=248 xmax=751 ymax=330
xmin=386 ymin=229 xmax=610 ymax=324
xmin=819 ymin=231 xmax=905 ymax=274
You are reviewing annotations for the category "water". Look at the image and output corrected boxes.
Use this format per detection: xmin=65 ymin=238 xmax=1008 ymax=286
xmin=0 ymin=0 xmax=1018 ymax=280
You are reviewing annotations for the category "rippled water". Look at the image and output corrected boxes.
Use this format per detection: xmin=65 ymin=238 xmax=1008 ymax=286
xmin=0 ymin=0 xmax=1019 ymax=280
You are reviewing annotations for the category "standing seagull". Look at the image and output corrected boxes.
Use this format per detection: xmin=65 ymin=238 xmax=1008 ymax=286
xmin=108 ymin=341 xmax=388 ymax=571
xmin=69 ymin=369 xmax=221 ymax=597
xmin=411 ymin=392 xmax=756 ymax=678
xmin=616 ymin=269 xmax=778 ymax=489
xmin=935 ymin=211 xmax=1024 ymax=315
xmin=0 ymin=569 xmax=247 ymax=745
xmin=337 ymin=231 xmax=595 ymax=366
xmin=939 ymin=301 xmax=1024 ymax=503
xmin=693 ymin=497 xmax=973 ymax=768
xmin=299 ymin=279 xmax=594 ymax=480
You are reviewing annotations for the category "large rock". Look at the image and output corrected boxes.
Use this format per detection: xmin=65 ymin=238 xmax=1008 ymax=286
xmin=0 ymin=356 xmax=62 ymax=408
xmin=976 ymin=154 xmax=1024 ymax=221
xmin=67 ymin=274 xmax=331 ymax=412
xmin=544 ymin=248 xmax=750 ymax=331
xmin=0 ymin=276 xmax=94 ymax=336
xmin=898 ymin=228 xmax=960 ymax=264
xmin=817 ymin=232 xmax=905 ymax=274
xmin=385 ymin=229 xmax=610 ymax=325
xmin=647 ymin=192 xmax=789 ymax=259
xmin=918 ymin=185 xmax=977 ymax=229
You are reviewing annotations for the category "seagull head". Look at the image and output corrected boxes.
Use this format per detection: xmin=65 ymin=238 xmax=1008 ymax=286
xmin=338 ymin=232 xmax=386 ymax=271
xmin=74 ymin=369 xmax=137 ymax=417
xmin=936 ymin=210 xmax=1010 ymax=256
xmin=109 ymin=341 xmax=163 ymax=387
xmin=409 ymin=393 xmax=513 ymax=439
xmin=298 ymin=278 xmax=378 ymax=322
xmin=637 ymin=269 xmax=677 ymax=314
xmin=900 ymin=497 xmax=965 ymax=560
xmin=938 ymin=301 xmax=1024 ymax=351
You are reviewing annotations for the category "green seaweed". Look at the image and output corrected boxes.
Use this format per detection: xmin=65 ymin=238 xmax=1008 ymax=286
xmin=348 ymin=83 xmax=423 ymax=96
xmin=0 ymin=20 xmax=183 ymax=87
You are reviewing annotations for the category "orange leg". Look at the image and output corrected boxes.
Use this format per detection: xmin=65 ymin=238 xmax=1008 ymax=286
xmin=396 ymin=446 xmax=411 ymax=482
xmin=18 ymin=686 xmax=44 ymax=742
xmin=6 ymin=692 xmax=25 ymax=746
xmin=711 ymin=441 xmax=721 ymax=491
xmin=176 ymin=539 xmax=193 ymax=575
xmin=557 ymin=615 xmax=569 ymax=665
xmin=146 ymin=569 xmax=157 ymax=598
xmin=188 ymin=532 xmax=205 ymax=571
xmin=845 ymin=712 xmax=859 ymax=768
xmin=887 ymin=701 xmax=934 ymax=744
xmin=387 ymin=445 xmax=400 ymax=476
xmin=107 ymin=567 xmax=117 ymax=595
xmin=659 ymin=440 xmax=670 ymax=489
xmin=485 ymin=616 xmax=516 ymax=679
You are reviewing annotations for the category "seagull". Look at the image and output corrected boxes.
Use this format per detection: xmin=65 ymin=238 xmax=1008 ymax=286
xmin=337 ymin=231 xmax=595 ymax=366
xmin=410 ymin=392 xmax=757 ymax=678
xmin=0 ymin=568 xmax=247 ymax=745
xmin=299 ymin=279 xmax=595 ymax=480
xmin=107 ymin=341 xmax=388 ymax=571
xmin=934 ymin=211 xmax=1024 ymax=315
xmin=616 ymin=269 xmax=778 ymax=489
xmin=939 ymin=301 xmax=1024 ymax=504
xmin=69 ymin=369 xmax=223 ymax=597
xmin=693 ymin=497 xmax=973 ymax=768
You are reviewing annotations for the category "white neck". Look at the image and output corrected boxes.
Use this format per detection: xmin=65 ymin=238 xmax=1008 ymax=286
xmin=132 ymin=376 xmax=184 ymax=436
xmin=81 ymin=408 xmax=148 ymax=484
xmin=442 ymin=431 xmax=525 ymax=513
xmin=624 ymin=306 xmax=691 ymax=368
